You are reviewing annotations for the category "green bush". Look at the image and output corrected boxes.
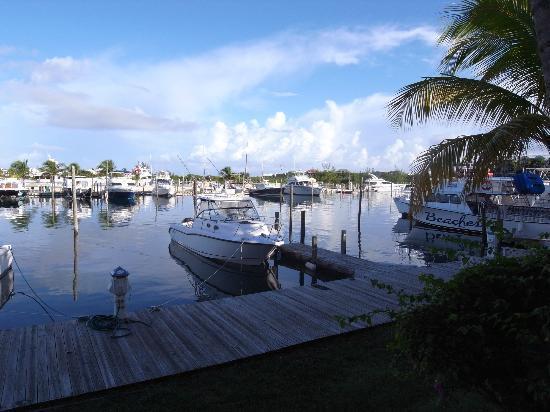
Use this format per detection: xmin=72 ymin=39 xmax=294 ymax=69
xmin=393 ymin=251 xmax=550 ymax=410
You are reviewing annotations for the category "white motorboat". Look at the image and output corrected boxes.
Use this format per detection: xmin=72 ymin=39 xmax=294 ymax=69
xmin=394 ymin=177 xmax=550 ymax=240
xmin=364 ymin=174 xmax=406 ymax=193
xmin=133 ymin=162 xmax=155 ymax=195
xmin=154 ymin=171 xmax=175 ymax=197
xmin=0 ymin=245 xmax=13 ymax=276
xmin=284 ymin=173 xmax=322 ymax=196
xmin=169 ymin=195 xmax=283 ymax=265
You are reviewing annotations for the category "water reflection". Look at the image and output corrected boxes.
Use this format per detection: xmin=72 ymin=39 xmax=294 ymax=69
xmin=169 ymin=241 xmax=280 ymax=299
xmin=0 ymin=269 xmax=14 ymax=310
xmin=0 ymin=200 xmax=33 ymax=231
xmin=254 ymin=194 xmax=321 ymax=208
xmin=98 ymin=202 xmax=137 ymax=228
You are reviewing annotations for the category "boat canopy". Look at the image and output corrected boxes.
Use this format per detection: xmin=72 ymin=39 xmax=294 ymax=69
xmin=196 ymin=198 xmax=260 ymax=221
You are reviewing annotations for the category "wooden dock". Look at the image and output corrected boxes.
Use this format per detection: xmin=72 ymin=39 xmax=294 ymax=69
xmin=0 ymin=246 xmax=461 ymax=410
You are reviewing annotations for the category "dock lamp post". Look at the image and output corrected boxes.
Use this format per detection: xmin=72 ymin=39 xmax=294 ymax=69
xmin=109 ymin=266 xmax=131 ymax=319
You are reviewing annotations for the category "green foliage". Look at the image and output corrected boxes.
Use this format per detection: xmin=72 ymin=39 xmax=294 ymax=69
xmin=8 ymin=160 xmax=29 ymax=178
xmin=40 ymin=159 xmax=65 ymax=180
xmin=343 ymin=250 xmax=550 ymax=410
xmin=97 ymin=159 xmax=116 ymax=176
xmin=388 ymin=0 xmax=550 ymax=211
xmin=219 ymin=166 xmax=233 ymax=180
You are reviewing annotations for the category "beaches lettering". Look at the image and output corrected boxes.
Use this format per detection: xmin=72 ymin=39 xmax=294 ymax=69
xmin=424 ymin=212 xmax=481 ymax=228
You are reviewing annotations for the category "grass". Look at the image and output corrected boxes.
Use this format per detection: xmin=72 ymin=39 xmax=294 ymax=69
xmin=41 ymin=325 xmax=497 ymax=411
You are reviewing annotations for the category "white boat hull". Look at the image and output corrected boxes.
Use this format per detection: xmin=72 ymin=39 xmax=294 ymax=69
xmin=169 ymin=224 xmax=282 ymax=265
xmin=284 ymin=186 xmax=321 ymax=196
xmin=0 ymin=245 xmax=13 ymax=276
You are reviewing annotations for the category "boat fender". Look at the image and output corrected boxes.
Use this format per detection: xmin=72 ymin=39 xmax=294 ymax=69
xmin=305 ymin=261 xmax=316 ymax=271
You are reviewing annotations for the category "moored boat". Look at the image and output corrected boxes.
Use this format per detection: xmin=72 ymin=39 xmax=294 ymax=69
xmin=107 ymin=177 xmax=136 ymax=203
xmin=283 ymin=173 xmax=322 ymax=196
xmin=169 ymin=196 xmax=283 ymax=265
xmin=0 ymin=245 xmax=13 ymax=277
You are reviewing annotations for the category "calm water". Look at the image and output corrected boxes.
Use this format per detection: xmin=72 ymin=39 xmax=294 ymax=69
xmin=0 ymin=193 xmax=466 ymax=329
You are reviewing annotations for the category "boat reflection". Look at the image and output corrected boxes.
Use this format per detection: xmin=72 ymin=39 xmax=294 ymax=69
xmin=98 ymin=202 xmax=137 ymax=228
xmin=394 ymin=218 xmax=482 ymax=262
xmin=169 ymin=240 xmax=280 ymax=300
xmin=254 ymin=194 xmax=321 ymax=208
xmin=0 ymin=201 xmax=33 ymax=231
xmin=0 ymin=268 xmax=14 ymax=310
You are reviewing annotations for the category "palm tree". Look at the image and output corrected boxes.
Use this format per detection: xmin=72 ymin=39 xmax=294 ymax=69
xmin=530 ymin=0 xmax=550 ymax=108
xmin=66 ymin=162 xmax=81 ymax=176
xmin=388 ymin=0 xmax=550 ymax=208
xmin=40 ymin=159 xmax=65 ymax=198
xmin=97 ymin=160 xmax=115 ymax=176
xmin=219 ymin=166 xmax=233 ymax=180
xmin=8 ymin=160 xmax=29 ymax=179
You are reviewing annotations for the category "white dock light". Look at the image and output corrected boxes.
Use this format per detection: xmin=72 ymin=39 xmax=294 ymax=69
xmin=109 ymin=266 xmax=131 ymax=319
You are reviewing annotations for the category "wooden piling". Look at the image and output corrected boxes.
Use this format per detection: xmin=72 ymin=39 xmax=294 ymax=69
xmin=289 ymin=185 xmax=293 ymax=242
xmin=274 ymin=211 xmax=280 ymax=231
xmin=193 ymin=179 xmax=197 ymax=217
xmin=300 ymin=210 xmax=306 ymax=244
xmin=480 ymin=201 xmax=487 ymax=255
xmin=341 ymin=230 xmax=347 ymax=255
xmin=71 ymin=165 xmax=79 ymax=234
xmin=312 ymin=235 xmax=317 ymax=264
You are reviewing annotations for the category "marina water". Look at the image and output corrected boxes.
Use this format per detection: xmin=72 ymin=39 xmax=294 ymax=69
xmin=0 ymin=193 xmax=458 ymax=329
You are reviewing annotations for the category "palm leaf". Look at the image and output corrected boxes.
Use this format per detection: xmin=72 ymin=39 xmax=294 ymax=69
xmin=410 ymin=114 xmax=550 ymax=210
xmin=388 ymin=76 xmax=543 ymax=129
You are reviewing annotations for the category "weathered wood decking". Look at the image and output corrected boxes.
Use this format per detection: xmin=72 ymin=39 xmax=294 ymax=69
xmin=0 ymin=245 xmax=461 ymax=410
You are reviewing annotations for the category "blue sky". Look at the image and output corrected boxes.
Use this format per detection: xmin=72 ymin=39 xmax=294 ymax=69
xmin=0 ymin=0 xmax=459 ymax=174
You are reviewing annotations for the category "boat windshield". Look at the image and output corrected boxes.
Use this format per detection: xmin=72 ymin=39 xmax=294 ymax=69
xmin=196 ymin=199 xmax=260 ymax=221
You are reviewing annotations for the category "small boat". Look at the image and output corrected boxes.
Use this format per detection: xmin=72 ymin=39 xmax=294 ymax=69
xmin=0 ymin=245 xmax=13 ymax=277
xmin=249 ymin=186 xmax=282 ymax=198
xmin=154 ymin=171 xmax=175 ymax=197
xmin=0 ymin=179 xmax=29 ymax=198
xmin=107 ymin=177 xmax=136 ymax=203
xmin=169 ymin=195 xmax=283 ymax=265
xmin=364 ymin=174 xmax=406 ymax=192
xmin=283 ymin=173 xmax=322 ymax=196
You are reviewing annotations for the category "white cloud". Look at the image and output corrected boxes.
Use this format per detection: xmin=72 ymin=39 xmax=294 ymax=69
xmin=0 ymin=25 xmax=438 ymax=132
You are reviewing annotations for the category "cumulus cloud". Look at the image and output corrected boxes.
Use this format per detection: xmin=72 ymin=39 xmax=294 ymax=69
xmin=0 ymin=25 xmax=438 ymax=132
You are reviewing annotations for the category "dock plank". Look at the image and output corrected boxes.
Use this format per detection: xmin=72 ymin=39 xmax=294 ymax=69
xmin=0 ymin=244 xmax=460 ymax=410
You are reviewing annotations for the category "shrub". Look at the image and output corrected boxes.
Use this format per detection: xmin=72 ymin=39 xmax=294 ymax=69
xmin=392 ymin=251 xmax=550 ymax=410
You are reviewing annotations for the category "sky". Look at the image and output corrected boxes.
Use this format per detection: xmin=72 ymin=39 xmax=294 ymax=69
xmin=0 ymin=0 xmax=469 ymax=175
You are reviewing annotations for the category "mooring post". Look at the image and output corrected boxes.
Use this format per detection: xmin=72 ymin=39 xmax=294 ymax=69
xmin=274 ymin=211 xmax=280 ymax=231
xmin=71 ymin=165 xmax=79 ymax=234
xmin=193 ymin=179 xmax=197 ymax=217
xmin=480 ymin=201 xmax=487 ymax=255
xmin=496 ymin=206 xmax=503 ymax=256
xmin=299 ymin=270 xmax=304 ymax=286
xmin=312 ymin=235 xmax=317 ymax=264
xmin=341 ymin=230 xmax=347 ymax=254
xmin=289 ymin=185 xmax=293 ymax=242
xmin=408 ymin=187 xmax=414 ymax=230
xmin=300 ymin=210 xmax=306 ymax=244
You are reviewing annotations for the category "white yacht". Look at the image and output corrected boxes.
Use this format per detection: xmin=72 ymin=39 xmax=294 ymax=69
xmin=284 ymin=173 xmax=322 ymax=196
xmin=169 ymin=195 xmax=283 ymax=265
xmin=133 ymin=162 xmax=155 ymax=195
xmin=154 ymin=171 xmax=175 ymax=197
xmin=107 ymin=177 xmax=137 ymax=203
xmin=0 ymin=178 xmax=28 ymax=198
xmin=394 ymin=176 xmax=550 ymax=240
xmin=364 ymin=174 xmax=406 ymax=192
xmin=0 ymin=245 xmax=13 ymax=276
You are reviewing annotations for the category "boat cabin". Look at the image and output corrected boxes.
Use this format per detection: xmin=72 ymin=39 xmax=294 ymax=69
xmin=196 ymin=198 xmax=260 ymax=222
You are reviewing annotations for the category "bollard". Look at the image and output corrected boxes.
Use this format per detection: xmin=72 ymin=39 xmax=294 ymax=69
xmin=109 ymin=266 xmax=131 ymax=319
xmin=300 ymin=210 xmax=306 ymax=244
xmin=341 ymin=230 xmax=347 ymax=254
xmin=274 ymin=211 xmax=280 ymax=231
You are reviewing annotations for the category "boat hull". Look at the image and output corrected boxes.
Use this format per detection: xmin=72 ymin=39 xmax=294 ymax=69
xmin=249 ymin=187 xmax=282 ymax=198
xmin=169 ymin=224 xmax=280 ymax=265
xmin=283 ymin=186 xmax=321 ymax=196
xmin=107 ymin=190 xmax=136 ymax=204
xmin=0 ymin=245 xmax=13 ymax=277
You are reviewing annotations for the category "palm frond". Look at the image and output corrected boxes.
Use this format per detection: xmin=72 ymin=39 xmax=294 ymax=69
xmin=438 ymin=0 xmax=546 ymax=111
xmin=388 ymin=76 xmax=542 ymax=129
xmin=410 ymin=114 xmax=550 ymax=210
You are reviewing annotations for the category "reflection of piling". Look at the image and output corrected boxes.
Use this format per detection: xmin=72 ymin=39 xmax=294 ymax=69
xmin=341 ymin=230 xmax=347 ymax=254
xmin=300 ymin=210 xmax=305 ymax=244
xmin=274 ymin=211 xmax=280 ymax=231
xmin=73 ymin=230 xmax=78 ymax=302
xmin=71 ymin=165 xmax=79 ymax=234
xmin=312 ymin=235 xmax=317 ymax=264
